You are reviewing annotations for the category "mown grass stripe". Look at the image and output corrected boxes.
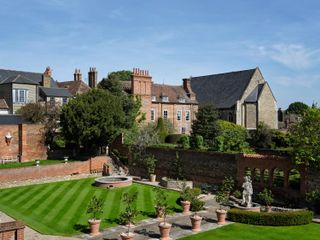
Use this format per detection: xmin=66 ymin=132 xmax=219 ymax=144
xmin=101 ymin=190 xmax=116 ymax=218
xmin=0 ymin=186 xmax=37 ymax=204
xmin=37 ymin=181 xmax=74 ymax=217
xmin=143 ymin=186 xmax=154 ymax=213
xmin=49 ymin=179 xmax=89 ymax=224
xmin=107 ymin=188 xmax=124 ymax=220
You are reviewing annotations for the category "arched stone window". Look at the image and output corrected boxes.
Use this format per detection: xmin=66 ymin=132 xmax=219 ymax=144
xmin=254 ymin=168 xmax=261 ymax=182
xmin=289 ymin=169 xmax=301 ymax=190
xmin=273 ymin=168 xmax=284 ymax=188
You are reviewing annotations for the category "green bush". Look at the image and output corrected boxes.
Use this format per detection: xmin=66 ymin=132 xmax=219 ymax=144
xmin=156 ymin=118 xmax=169 ymax=143
xmin=272 ymin=129 xmax=289 ymax=148
xmin=51 ymin=135 xmax=66 ymax=149
xmin=180 ymin=135 xmax=190 ymax=149
xmin=250 ymin=122 xmax=273 ymax=149
xmin=227 ymin=209 xmax=313 ymax=226
xmin=191 ymin=135 xmax=205 ymax=150
xmin=165 ymin=134 xmax=183 ymax=144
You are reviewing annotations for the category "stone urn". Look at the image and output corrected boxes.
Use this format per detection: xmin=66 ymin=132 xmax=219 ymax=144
xmin=159 ymin=222 xmax=172 ymax=240
xmin=156 ymin=206 xmax=165 ymax=219
xmin=120 ymin=232 xmax=135 ymax=240
xmin=150 ymin=174 xmax=156 ymax=182
xmin=216 ymin=209 xmax=227 ymax=225
xmin=180 ymin=200 xmax=191 ymax=215
xmin=190 ymin=214 xmax=202 ymax=232
xmin=88 ymin=219 xmax=101 ymax=236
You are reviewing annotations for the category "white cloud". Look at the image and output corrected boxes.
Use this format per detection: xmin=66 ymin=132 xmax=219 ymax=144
xmin=254 ymin=43 xmax=320 ymax=70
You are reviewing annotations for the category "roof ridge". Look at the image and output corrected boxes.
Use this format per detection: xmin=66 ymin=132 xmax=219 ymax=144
xmin=0 ymin=68 xmax=42 ymax=75
xmin=191 ymin=68 xmax=257 ymax=79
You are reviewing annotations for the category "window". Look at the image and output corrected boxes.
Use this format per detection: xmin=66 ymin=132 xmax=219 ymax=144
xmin=62 ymin=97 xmax=68 ymax=105
xmin=162 ymin=96 xmax=169 ymax=102
xmin=163 ymin=110 xmax=168 ymax=120
xmin=178 ymin=98 xmax=186 ymax=103
xmin=151 ymin=109 xmax=155 ymax=121
xmin=151 ymin=96 xmax=157 ymax=102
xmin=177 ymin=110 xmax=182 ymax=121
xmin=186 ymin=110 xmax=190 ymax=121
xmin=12 ymin=89 xmax=28 ymax=103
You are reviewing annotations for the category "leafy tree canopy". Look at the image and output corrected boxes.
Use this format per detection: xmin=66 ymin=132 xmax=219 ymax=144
xmin=290 ymin=107 xmax=320 ymax=168
xmin=191 ymin=104 xmax=219 ymax=149
xmin=250 ymin=122 xmax=273 ymax=149
xmin=98 ymin=70 xmax=132 ymax=95
xmin=60 ymin=89 xmax=126 ymax=151
xmin=287 ymin=101 xmax=309 ymax=115
xmin=17 ymin=103 xmax=46 ymax=123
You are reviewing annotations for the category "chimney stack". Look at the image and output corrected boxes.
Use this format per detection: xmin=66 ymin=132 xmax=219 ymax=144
xmin=42 ymin=66 xmax=52 ymax=87
xmin=183 ymin=76 xmax=196 ymax=101
xmin=88 ymin=67 xmax=97 ymax=88
xmin=74 ymin=69 xmax=82 ymax=81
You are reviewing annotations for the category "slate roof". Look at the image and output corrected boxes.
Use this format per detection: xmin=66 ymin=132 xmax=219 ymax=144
xmin=57 ymin=80 xmax=91 ymax=96
xmin=0 ymin=69 xmax=58 ymax=87
xmin=190 ymin=68 xmax=257 ymax=108
xmin=151 ymin=84 xmax=197 ymax=104
xmin=0 ymin=99 xmax=9 ymax=109
xmin=39 ymin=87 xmax=72 ymax=98
xmin=245 ymin=83 xmax=265 ymax=103
xmin=0 ymin=74 xmax=39 ymax=85
xmin=0 ymin=115 xmax=24 ymax=124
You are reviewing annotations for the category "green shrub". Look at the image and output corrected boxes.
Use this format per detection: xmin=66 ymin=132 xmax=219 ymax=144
xmin=306 ymin=190 xmax=320 ymax=214
xmin=250 ymin=122 xmax=273 ymax=149
xmin=258 ymin=188 xmax=274 ymax=207
xmin=227 ymin=209 xmax=313 ymax=226
xmin=165 ymin=134 xmax=183 ymax=144
xmin=191 ymin=135 xmax=205 ymax=150
xmin=272 ymin=129 xmax=289 ymax=148
xmin=51 ymin=135 xmax=66 ymax=149
xmin=180 ymin=135 xmax=190 ymax=149
xmin=156 ymin=118 xmax=169 ymax=143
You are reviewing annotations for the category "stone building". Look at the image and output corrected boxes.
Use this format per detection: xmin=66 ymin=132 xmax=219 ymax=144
xmin=57 ymin=67 xmax=97 ymax=95
xmin=190 ymin=67 xmax=278 ymax=129
xmin=123 ymin=68 xmax=198 ymax=134
xmin=0 ymin=67 xmax=72 ymax=113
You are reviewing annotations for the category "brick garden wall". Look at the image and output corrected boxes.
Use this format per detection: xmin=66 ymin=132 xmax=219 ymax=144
xmin=130 ymin=147 xmax=313 ymax=198
xmin=0 ymin=221 xmax=25 ymax=240
xmin=0 ymin=124 xmax=47 ymax=162
xmin=0 ymin=156 xmax=108 ymax=183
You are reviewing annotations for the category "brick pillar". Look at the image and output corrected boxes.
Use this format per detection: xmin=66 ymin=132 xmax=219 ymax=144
xmin=0 ymin=221 xmax=25 ymax=240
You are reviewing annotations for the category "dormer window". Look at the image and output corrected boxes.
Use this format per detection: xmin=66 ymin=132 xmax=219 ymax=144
xmin=162 ymin=96 xmax=169 ymax=102
xmin=151 ymin=96 xmax=157 ymax=102
xmin=178 ymin=98 xmax=186 ymax=103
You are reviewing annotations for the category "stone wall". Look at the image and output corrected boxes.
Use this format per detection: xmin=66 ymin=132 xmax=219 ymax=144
xmin=0 ymin=124 xmax=47 ymax=162
xmin=0 ymin=156 xmax=108 ymax=183
xmin=258 ymin=83 xmax=278 ymax=129
xmin=0 ymin=221 xmax=25 ymax=240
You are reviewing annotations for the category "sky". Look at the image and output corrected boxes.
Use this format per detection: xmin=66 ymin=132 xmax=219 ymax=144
xmin=0 ymin=0 xmax=319 ymax=109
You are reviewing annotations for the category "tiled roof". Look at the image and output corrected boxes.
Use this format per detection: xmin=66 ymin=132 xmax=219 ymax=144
xmin=57 ymin=80 xmax=91 ymax=96
xmin=39 ymin=87 xmax=72 ymax=98
xmin=151 ymin=84 xmax=197 ymax=104
xmin=245 ymin=83 xmax=265 ymax=103
xmin=0 ymin=69 xmax=58 ymax=87
xmin=0 ymin=99 xmax=9 ymax=109
xmin=0 ymin=115 xmax=24 ymax=124
xmin=190 ymin=68 xmax=257 ymax=108
xmin=0 ymin=74 xmax=39 ymax=85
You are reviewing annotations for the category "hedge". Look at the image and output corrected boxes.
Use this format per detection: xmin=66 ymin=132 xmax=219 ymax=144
xmin=165 ymin=134 xmax=184 ymax=144
xmin=227 ymin=208 xmax=313 ymax=226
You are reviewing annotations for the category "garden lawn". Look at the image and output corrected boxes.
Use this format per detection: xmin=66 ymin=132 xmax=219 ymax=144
xmin=0 ymin=178 xmax=180 ymax=236
xmin=179 ymin=223 xmax=320 ymax=240
xmin=0 ymin=160 xmax=72 ymax=169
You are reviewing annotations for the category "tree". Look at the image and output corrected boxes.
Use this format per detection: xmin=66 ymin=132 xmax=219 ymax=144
xmin=190 ymin=105 xmax=219 ymax=149
xmin=60 ymin=89 xmax=126 ymax=152
xmin=16 ymin=103 xmax=45 ymax=123
xmin=287 ymin=101 xmax=309 ymax=115
xmin=98 ymin=70 xmax=141 ymax=129
xmin=250 ymin=122 xmax=273 ymax=149
xmin=214 ymin=120 xmax=252 ymax=153
xmin=290 ymin=108 xmax=320 ymax=168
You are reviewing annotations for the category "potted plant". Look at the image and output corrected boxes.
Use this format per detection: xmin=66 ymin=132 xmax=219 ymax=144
xmin=119 ymin=192 xmax=139 ymax=240
xmin=258 ymin=188 xmax=274 ymax=212
xmin=180 ymin=182 xmax=192 ymax=215
xmin=158 ymin=191 xmax=172 ymax=240
xmin=189 ymin=189 xmax=205 ymax=232
xmin=221 ymin=176 xmax=235 ymax=198
xmin=153 ymin=187 xmax=167 ymax=219
xmin=215 ymin=191 xmax=228 ymax=225
xmin=87 ymin=195 xmax=104 ymax=236
xmin=146 ymin=154 xmax=157 ymax=182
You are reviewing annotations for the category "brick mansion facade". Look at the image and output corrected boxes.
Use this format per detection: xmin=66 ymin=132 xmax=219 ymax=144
xmin=123 ymin=68 xmax=198 ymax=134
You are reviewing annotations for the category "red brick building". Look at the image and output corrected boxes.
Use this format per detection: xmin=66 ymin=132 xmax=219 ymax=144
xmin=124 ymin=68 xmax=198 ymax=134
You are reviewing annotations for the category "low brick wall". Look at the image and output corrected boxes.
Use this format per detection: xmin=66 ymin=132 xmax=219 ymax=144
xmin=0 ymin=221 xmax=25 ymax=240
xmin=0 ymin=156 xmax=109 ymax=184
xmin=130 ymin=147 xmax=238 ymax=185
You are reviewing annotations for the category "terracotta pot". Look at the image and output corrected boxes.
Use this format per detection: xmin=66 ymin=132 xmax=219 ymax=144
xmin=88 ymin=219 xmax=101 ymax=236
xmin=150 ymin=174 xmax=156 ymax=182
xmin=216 ymin=209 xmax=227 ymax=225
xmin=156 ymin=207 xmax=165 ymax=219
xmin=120 ymin=232 xmax=135 ymax=240
xmin=159 ymin=222 xmax=172 ymax=240
xmin=180 ymin=200 xmax=191 ymax=215
xmin=190 ymin=214 xmax=202 ymax=232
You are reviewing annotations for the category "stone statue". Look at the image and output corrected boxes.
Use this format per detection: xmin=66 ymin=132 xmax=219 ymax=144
xmin=241 ymin=176 xmax=253 ymax=207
